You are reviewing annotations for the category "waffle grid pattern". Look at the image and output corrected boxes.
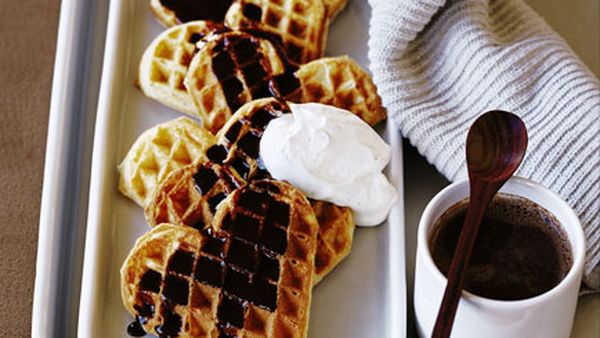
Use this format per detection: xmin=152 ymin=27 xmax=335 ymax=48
xmin=184 ymin=31 xmax=288 ymax=133
xmin=310 ymin=200 xmax=353 ymax=282
xmin=217 ymin=98 xmax=289 ymax=180
xmin=126 ymin=180 xmax=317 ymax=337
xmin=209 ymin=180 xmax=316 ymax=337
xmin=142 ymin=29 xmax=385 ymax=133
xmin=139 ymin=21 xmax=219 ymax=116
xmin=146 ymin=99 xmax=287 ymax=227
xmin=144 ymin=99 xmax=355 ymax=286
xmin=145 ymin=162 xmax=244 ymax=228
xmin=225 ymin=0 xmax=327 ymax=64
xmin=118 ymin=117 xmax=216 ymax=207
xmin=296 ymin=55 xmax=387 ymax=126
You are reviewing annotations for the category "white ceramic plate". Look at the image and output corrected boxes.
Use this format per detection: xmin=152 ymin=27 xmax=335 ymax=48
xmin=77 ymin=0 xmax=406 ymax=337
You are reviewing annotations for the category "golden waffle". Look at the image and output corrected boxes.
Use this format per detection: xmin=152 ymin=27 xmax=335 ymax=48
xmin=295 ymin=55 xmax=387 ymax=126
xmin=215 ymin=98 xmax=289 ymax=180
xmin=149 ymin=0 xmax=234 ymax=27
xmin=145 ymin=161 xmax=245 ymax=229
xmin=216 ymin=98 xmax=355 ymax=280
xmin=138 ymin=21 xmax=222 ymax=116
xmin=224 ymin=0 xmax=328 ymax=64
xmin=184 ymin=31 xmax=385 ymax=132
xmin=122 ymin=179 xmax=318 ymax=337
xmin=184 ymin=30 xmax=293 ymax=133
xmin=145 ymin=160 xmax=354 ymax=284
xmin=145 ymin=98 xmax=288 ymax=227
xmin=310 ymin=200 xmax=353 ymax=283
xmin=213 ymin=98 xmax=355 ymax=283
xmin=118 ymin=117 xmax=216 ymax=207
xmin=146 ymin=98 xmax=355 ymax=283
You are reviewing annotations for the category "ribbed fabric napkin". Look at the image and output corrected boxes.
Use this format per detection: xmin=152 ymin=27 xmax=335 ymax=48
xmin=367 ymin=0 xmax=599 ymax=291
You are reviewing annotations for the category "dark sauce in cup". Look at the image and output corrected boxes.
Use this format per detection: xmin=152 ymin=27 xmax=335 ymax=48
xmin=429 ymin=193 xmax=573 ymax=301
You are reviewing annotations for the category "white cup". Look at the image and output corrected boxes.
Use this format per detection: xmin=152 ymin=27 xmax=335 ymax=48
xmin=414 ymin=176 xmax=585 ymax=338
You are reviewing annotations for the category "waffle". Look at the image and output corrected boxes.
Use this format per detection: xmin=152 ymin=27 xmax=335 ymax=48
xmin=215 ymin=98 xmax=289 ymax=180
xmin=184 ymin=30 xmax=292 ymax=133
xmin=138 ymin=21 xmax=223 ymax=117
xmin=310 ymin=200 xmax=353 ymax=283
xmin=118 ymin=117 xmax=216 ymax=207
xmin=146 ymin=98 xmax=355 ymax=283
xmin=149 ymin=0 xmax=234 ymax=27
xmin=145 ymin=161 xmax=245 ymax=230
xmin=122 ymin=179 xmax=318 ymax=337
xmin=215 ymin=98 xmax=355 ymax=280
xmin=295 ymin=55 xmax=387 ymax=126
xmin=184 ymin=30 xmax=386 ymax=132
xmin=224 ymin=0 xmax=328 ymax=64
xmin=145 ymin=158 xmax=354 ymax=283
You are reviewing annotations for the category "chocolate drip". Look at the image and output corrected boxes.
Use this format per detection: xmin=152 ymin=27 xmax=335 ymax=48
xmin=129 ymin=182 xmax=291 ymax=336
xmin=207 ymin=145 xmax=229 ymax=163
xmin=237 ymin=133 xmax=260 ymax=158
xmin=139 ymin=269 xmax=161 ymax=293
xmin=202 ymin=229 xmax=227 ymax=258
xmin=267 ymin=201 xmax=290 ymax=228
xmin=257 ymin=251 xmax=280 ymax=281
xmin=249 ymin=108 xmax=276 ymax=129
xmin=127 ymin=318 xmax=146 ymax=337
xmin=188 ymin=32 xmax=204 ymax=44
xmin=259 ymin=225 xmax=287 ymax=255
xmin=155 ymin=309 xmax=182 ymax=336
xmin=191 ymin=219 xmax=205 ymax=231
xmin=134 ymin=301 xmax=155 ymax=323
xmin=162 ymin=275 xmax=189 ymax=306
xmin=238 ymin=190 xmax=272 ymax=213
xmin=231 ymin=214 xmax=261 ymax=242
xmin=159 ymin=0 xmax=233 ymax=23
xmin=269 ymin=72 xmax=301 ymax=98
xmin=209 ymin=32 xmax=301 ymax=117
xmin=216 ymin=101 xmax=290 ymax=184
xmin=168 ymin=250 xmax=195 ymax=276
xmin=218 ymin=295 xmax=246 ymax=328
xmin=224 ymin=121 xmax=243 ymax=143
xmin=227 ymin=237 xmax=259 ymax=271
xmin=194 ymin=165 xmax=219 ymax=195
xmin=195 ymin=255 xmax=226 ymax=287
xmin=242 ymin=3 xmax=262 ymax=21
xmin=229 ymin=156 xmax=250 ymax=179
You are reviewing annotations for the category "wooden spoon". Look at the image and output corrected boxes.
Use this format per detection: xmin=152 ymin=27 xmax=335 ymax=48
xmin=431 ymin=111 xmax=528 ymax=338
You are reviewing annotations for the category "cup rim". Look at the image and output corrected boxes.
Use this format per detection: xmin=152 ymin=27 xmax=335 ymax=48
xmin=418 ymin=176 xmax=586 ymax=309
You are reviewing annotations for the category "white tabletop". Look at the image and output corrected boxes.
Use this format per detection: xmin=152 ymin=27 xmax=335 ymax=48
xmin=403 ymin=0 xmax=600 ymax=337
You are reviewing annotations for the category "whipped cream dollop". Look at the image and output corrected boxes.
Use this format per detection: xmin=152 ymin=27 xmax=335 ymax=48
xmin=259 ymin=103 xmax=397 ymax=226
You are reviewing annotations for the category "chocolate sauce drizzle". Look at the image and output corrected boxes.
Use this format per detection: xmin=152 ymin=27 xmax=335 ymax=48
xmin=127 ymin=318 xmax=146 ymax=337
xmin=131 ymin=182 xmax=291 ymax=336
xmin=219 ymin=100 xmax=290 ymax=182
xmin=208 ymin=31 xmax=301 ymax=115
xmin=159 ymin=0 xmax=233 ymax=23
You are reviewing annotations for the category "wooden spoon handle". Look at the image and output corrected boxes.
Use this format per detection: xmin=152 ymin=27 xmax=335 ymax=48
xmin=430 ymin=183 xmax=499 ymax=338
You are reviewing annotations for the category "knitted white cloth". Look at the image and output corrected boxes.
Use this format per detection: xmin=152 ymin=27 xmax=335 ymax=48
xmin=367 ymin=0 xmax=599 ymax=291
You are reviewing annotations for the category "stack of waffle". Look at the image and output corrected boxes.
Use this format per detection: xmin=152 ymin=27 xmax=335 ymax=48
xmin=120 ymin=1 xmax=387 ymax=337
xmin=138 ymin=4 xmax=386 ymax=133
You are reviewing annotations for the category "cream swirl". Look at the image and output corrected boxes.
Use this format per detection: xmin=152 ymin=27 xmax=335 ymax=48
xmin=259 ymin=103 xmax=397 ymax=226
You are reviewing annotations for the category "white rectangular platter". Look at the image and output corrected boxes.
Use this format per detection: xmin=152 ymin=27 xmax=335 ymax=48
xmin=78 ymin=0 xmax=406 ymax=337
